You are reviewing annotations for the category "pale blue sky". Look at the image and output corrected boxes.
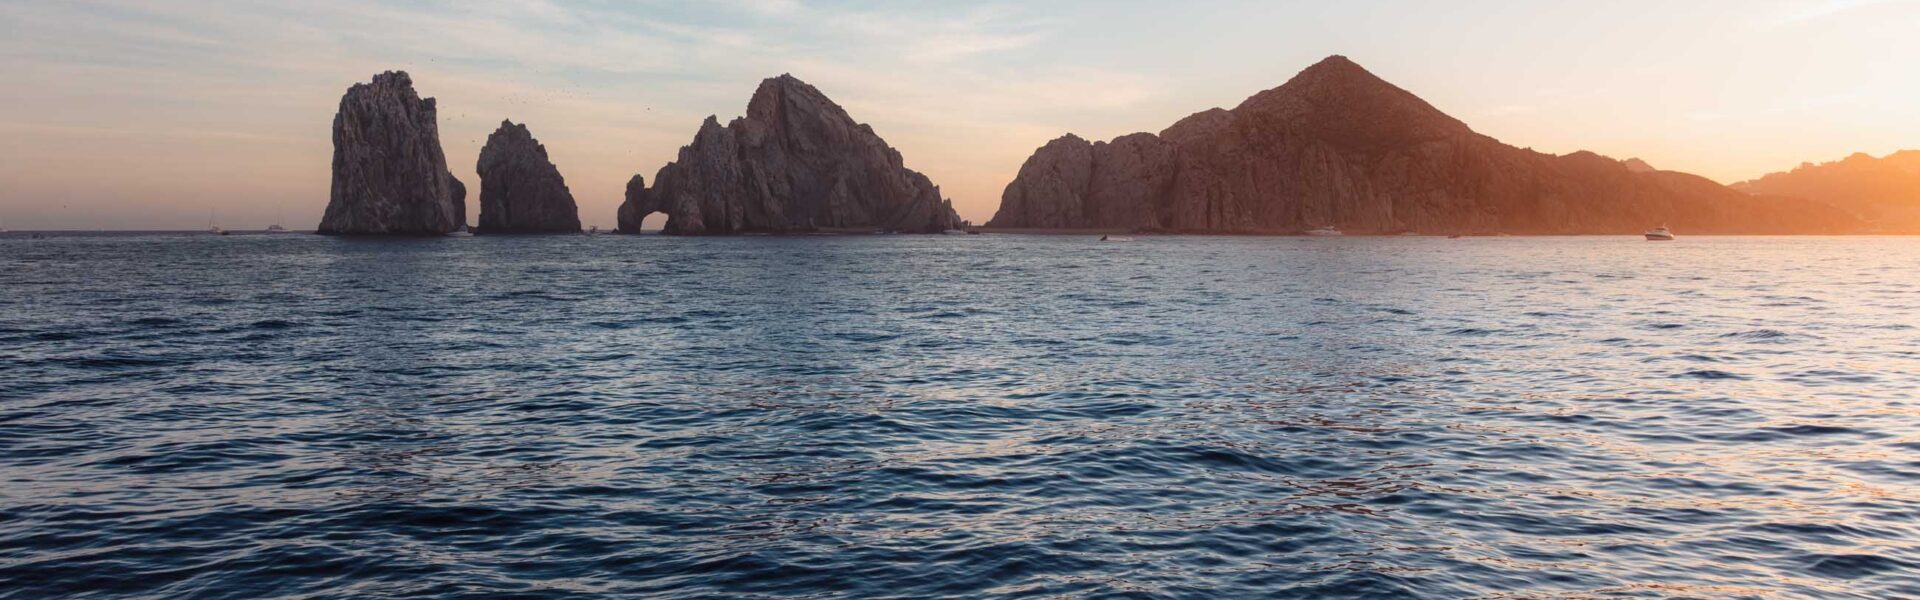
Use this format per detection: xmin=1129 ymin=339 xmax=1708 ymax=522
xmin=3 ymin=0 xmax=1917 ymax=229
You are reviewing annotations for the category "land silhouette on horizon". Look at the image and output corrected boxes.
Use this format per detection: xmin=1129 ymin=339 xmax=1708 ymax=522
xmin=303 ymin=59 xmax=1914 ymax=237
xmin=987 ymin=56 xmax=1871 ymax=235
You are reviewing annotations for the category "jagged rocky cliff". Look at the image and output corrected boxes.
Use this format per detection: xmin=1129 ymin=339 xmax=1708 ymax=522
xmin=1733 ymin=151 xmax=1920 ymax=232
xmin=318 ymin=71 xmax=466 ymax=235
xmin=476 ymin=120 xmax=581 ymax=233
xmin=618 ymin=75 xmax=962 ymax=234
xmin=988 ymin=56 xmax=1862 ymax=234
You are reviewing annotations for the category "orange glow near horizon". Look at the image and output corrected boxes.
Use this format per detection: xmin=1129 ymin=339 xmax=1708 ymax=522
xmin=2 ymin=1 xmax=1918 ymax=230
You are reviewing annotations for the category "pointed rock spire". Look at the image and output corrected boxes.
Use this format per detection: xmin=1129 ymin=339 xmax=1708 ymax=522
xmin=476 ymin=119 xmax=580 ymax=233
xmin=318 ymin=71 xmax=465 ymax=235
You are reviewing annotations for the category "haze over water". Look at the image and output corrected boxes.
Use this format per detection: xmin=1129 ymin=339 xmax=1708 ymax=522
xmin=2 ymin=233 xmax=1917 ymax=598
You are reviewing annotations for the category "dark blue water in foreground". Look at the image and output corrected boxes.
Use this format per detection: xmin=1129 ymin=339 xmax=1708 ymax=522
xmin=2 ymin=233 xmax=1918 ymax=599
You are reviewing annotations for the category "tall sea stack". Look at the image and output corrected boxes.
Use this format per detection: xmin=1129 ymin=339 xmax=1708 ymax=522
xmin=318 ymin=71 xmax=465 ymax=235
xmin=618 ymin=74 xmax=963 ymax=234
xmin=988 ymin=55 xmax=1862 ymax=235
xmin=476 ymin=120 xmax=581 ymax=233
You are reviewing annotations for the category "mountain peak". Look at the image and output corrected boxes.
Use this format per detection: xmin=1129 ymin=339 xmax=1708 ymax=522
xmin=1295 ymin=54 xmax=1367 ymax=79
xmin=1230 ymin=54 xmax=1472 ymax=151
xmin=746 ymin=73 xmax=847 ymax=126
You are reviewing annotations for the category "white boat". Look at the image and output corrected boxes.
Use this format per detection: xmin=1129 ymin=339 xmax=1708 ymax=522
xmin=1644 ymin=226 xmax=1675 ymax=241
xmin=446 ymin=224 xmax=475 ymax=238
xmin=265 ymin=204 xmax=292 ymax=233
xmin=1305 ymin=225 xmax=1343 ymax=236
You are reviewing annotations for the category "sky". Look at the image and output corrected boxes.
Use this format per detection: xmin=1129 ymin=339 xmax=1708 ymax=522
xmin=2 ymin=0 xmax=1918 ymax=230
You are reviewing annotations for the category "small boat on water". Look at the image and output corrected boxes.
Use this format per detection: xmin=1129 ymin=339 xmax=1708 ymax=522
xmin=446 ymin=224 xmax=475 ymax=238
xmin=1644 ymin=225 xmax=1675 ymax=241
xmin=1304 ymin=225 xmax=1342 ymax=236
xmin=265 ymin=224 xmax=290 ymax=233
xmin=1098 ymin=235 xmax=1134 ymax=242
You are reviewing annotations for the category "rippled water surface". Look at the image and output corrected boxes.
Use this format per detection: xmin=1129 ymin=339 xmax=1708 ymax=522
xmin=2 ymin=233 xmax=1918 ymax=599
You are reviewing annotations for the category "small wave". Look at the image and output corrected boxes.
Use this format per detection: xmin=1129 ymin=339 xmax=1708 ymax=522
xmin=1675 ymin=369 xmax=1746 ymax=380
xmin=1446 ymin=328 xmax=1497 ymax=336
xmin=1804 ymin=553 xmax=1914 ymax=579
xmin=1718 ymin=329 xmax=1799 ymax=343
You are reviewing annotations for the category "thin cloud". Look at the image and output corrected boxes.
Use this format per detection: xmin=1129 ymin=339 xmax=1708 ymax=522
xmin=1756 ymin=0 xmax=1897 ymax=30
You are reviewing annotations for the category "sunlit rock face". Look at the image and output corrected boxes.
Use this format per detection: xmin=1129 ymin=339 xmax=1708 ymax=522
xmin=476 ymin=120 xmax=580 ymax=234
xmin=989 ymin=55 xmax=1864 ymax=235
xmin=319 ymin=71 xmax=466 ymax=235
xmin=1733 ymin=150 xmax=1920 ymax=233
xmin=622 ymin=74 xmax=963 ymax=235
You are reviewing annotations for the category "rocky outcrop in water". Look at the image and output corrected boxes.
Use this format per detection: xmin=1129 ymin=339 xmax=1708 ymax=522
xmin=616 ymin=175 xmax=655 ymax=233
xmin=619 ymin=74 xmax=963 ymax=234
xmin=989 ymin=56 xmax=1862 ymax=234
xmin=476 ymin=120 xmax=580 ymax=233
xmin=1733 ymin=151 xmax=1920 ymax=232
xmin=318 ymin=71 xmax=466 ymax=235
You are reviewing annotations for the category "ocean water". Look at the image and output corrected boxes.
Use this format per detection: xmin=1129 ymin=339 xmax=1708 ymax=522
xmin=1 ymin=233 xmax=1917 ymax=599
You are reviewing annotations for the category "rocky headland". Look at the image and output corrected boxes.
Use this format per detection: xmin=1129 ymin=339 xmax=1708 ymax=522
xmin=987 ymin=55 xmax=1863 ymax=235
xmin=1733 ymin=151 xmax=1920 ymax=232
xmin=476 ymin=120 xmax=581 ymax=233
xmin=617 ymin=74 xmax=962 ymax=234
xmin=318 ymin=71 xmax=467 ymax=235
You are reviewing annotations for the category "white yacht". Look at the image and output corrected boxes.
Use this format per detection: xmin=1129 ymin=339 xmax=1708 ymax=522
xmin=1644 ymin=225 xmax=1675 ymax=241
xmin=1305 ymin=225 xmax=1343 ymax=236
xmin=446 ymin=224 xmax=474 ymax=238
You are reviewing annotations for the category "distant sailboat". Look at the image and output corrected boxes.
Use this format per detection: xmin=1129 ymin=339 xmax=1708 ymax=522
xmin=207 ymin=210 xmax=229 ymax=236
xmin=266 ymin=203 xmax=291 ymax=233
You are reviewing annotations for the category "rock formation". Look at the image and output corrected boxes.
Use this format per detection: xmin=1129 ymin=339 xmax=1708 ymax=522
xmin=616 ymin=174 xmax=655 ymax=233
xmin=476 ymin=120 xmax=581 ymax=233
xmin=1733 ymin=151 xmax=1920 ymax=232
xmin=988 ymin=55 xmax=1863 ymax=235
xmin=619 ymin=74 xmax=963 ymax=234
xmin=318 ymin=71 xmax=466 ymax=235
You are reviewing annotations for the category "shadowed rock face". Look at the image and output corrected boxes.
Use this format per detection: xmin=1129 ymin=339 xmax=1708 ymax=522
xmin=989 ymin=55 xmax=1863 ymax=234
xmin=319 ymin=71 xmax=466 ymax=235
xmin=620 ymin=74 xmax=963 ymax=234
xmin=476 ymin=120 xmax=580 ymax=233
xmin=616 ymin=175 xmax=654 ymax=233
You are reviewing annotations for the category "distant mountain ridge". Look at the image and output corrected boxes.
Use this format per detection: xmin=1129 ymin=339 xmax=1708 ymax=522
xmin=1733 ymin=151 xmax=1920 ymax=232
xmin=988 ymin=55 xmax=1863 ymax=234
